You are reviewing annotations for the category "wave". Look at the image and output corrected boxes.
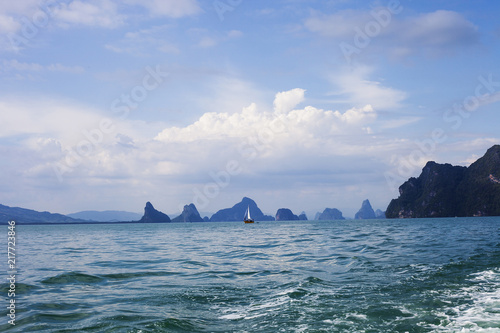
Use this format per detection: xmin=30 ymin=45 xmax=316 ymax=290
xmin=41 ymin=272 xmax=105 ymax=285
xmin=101 ymin=271 xmax=182 ymax=280
xmin=0 ymin=282 xmax=38 ymax=294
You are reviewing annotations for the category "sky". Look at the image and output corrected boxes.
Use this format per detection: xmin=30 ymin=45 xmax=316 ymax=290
xmin=1 ymin=0 xmax=500 ymax=218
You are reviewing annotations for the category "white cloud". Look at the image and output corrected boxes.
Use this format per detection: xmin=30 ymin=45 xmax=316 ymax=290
xmin=273 ymin=88 xmax=305 ymax=114
xmin=329 ymin=65 xmax=406 ymax=110
xmin=227 ymin=30 xmax=243 ymax=39
xmin=1 ymin=59 xmax=84 ymax=73
xmin=105 ymin=25 xmax=179 ymax=56
xmin=403 ymin=11 xmax=478 ymax=47
xmin=187 ymin=28 xmax=243 ymax=49
xmin=52 ymin=0 xmax=125 ymax=28
xmin=305 ymin=9 xmax=480 ymax=60
xmin=0 ymin=98 xmax=106 ymax=143
xmin=305 ymin=9 xmax=372 ymax=38
xmin=0 ymin=0 xmax=200 ymax=49
xmin=124 ymin=0 xmax=201 ymax=18
xmin=4 ymin=90 xmax=378 ymax=188
xmin=155 ymin=89 xmax=376 ymax=146
xmin=0 ymin=13 xmax=20 ymax=34
xmin=0 ymin=0 xmax=43 ymax=15
xmin=198 ymin=36 xmax=217 ymax=48
xmin=192 ymin=76 xmax=268 ymax=115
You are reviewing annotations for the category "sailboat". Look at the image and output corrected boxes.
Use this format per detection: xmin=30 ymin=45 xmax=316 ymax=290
xmin=244 ymin=205 xmax=254 ymax=223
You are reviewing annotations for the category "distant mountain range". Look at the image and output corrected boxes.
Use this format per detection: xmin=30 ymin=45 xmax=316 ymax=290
xmin=0 ymin=197 xmax=386 ymax=224
xmin=0 ymin=204 xmax=85 ymax=224
xmin=67 ymin=210 xmax=142 ymax=222
xmin=386 ymin=145 xmax=500 ymax=218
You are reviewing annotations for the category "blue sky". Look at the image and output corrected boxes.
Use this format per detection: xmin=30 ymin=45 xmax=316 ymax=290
xmin=1 ymin=0 xmax=500 ymax=218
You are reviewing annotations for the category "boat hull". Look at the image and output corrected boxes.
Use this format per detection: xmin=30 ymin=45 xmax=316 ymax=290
xmin=244 ymin=219 xmax=254 ymax=223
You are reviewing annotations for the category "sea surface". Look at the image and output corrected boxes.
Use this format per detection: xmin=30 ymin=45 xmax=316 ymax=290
xmin=1 ymin=217 xmax=500 ymax=332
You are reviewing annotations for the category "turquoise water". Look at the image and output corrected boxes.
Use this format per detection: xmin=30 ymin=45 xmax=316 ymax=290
xmin=1 ymin=218 xmax=500 ymax=332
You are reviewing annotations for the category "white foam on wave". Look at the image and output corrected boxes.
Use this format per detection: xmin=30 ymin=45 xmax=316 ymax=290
xmin=217 ymin=288 xmax=294 ymax=321
xmin=321 ymin=312 xmax=369 ymax=330
xmin=432 ymin=268 xmax=500 ymax=332
xmin=218 ymin=313 xmax=245 ymax=320
xmin=347 ymin=312 xmax=368 ymax=321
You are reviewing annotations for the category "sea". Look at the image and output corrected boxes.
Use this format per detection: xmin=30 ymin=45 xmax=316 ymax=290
xmin=1 ymin=217 xmax=500 ymax=332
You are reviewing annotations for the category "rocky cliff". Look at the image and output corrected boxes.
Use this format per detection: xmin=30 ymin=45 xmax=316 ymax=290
xmin=354 ymin=199 xmax=376 ymax=219
xmin=317 ymin=208 xmax=345 ymax=220
xmin=138 ymin=202 xmax=171 ymax=223
xmin=275 ymin=208 xmax=299 ymax=221
xmin=386 ymin=145 xmax=500 ymax=218
xmin=172 ymin=203 xmax=204 ymax=222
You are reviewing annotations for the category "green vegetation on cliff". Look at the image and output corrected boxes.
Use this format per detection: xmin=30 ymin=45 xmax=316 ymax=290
xmin=386 ymin=145 xmax=500 ymax=218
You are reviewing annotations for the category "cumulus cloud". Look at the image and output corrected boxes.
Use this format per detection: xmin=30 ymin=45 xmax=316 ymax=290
xmin=5 ymin=90 xmax=379 ymax=184
xmin=155 ymin=89 xmax=376 ymax=147
xmin=273 ymin=88 xmax=305 ymax=114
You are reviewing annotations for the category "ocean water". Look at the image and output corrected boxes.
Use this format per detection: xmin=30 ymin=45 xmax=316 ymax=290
xmin=1 ymin=217 xmax=500 ymax=332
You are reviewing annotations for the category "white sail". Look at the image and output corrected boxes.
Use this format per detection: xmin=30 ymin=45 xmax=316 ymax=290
xmin=247 ymin=206 xmax=251 ymax=220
